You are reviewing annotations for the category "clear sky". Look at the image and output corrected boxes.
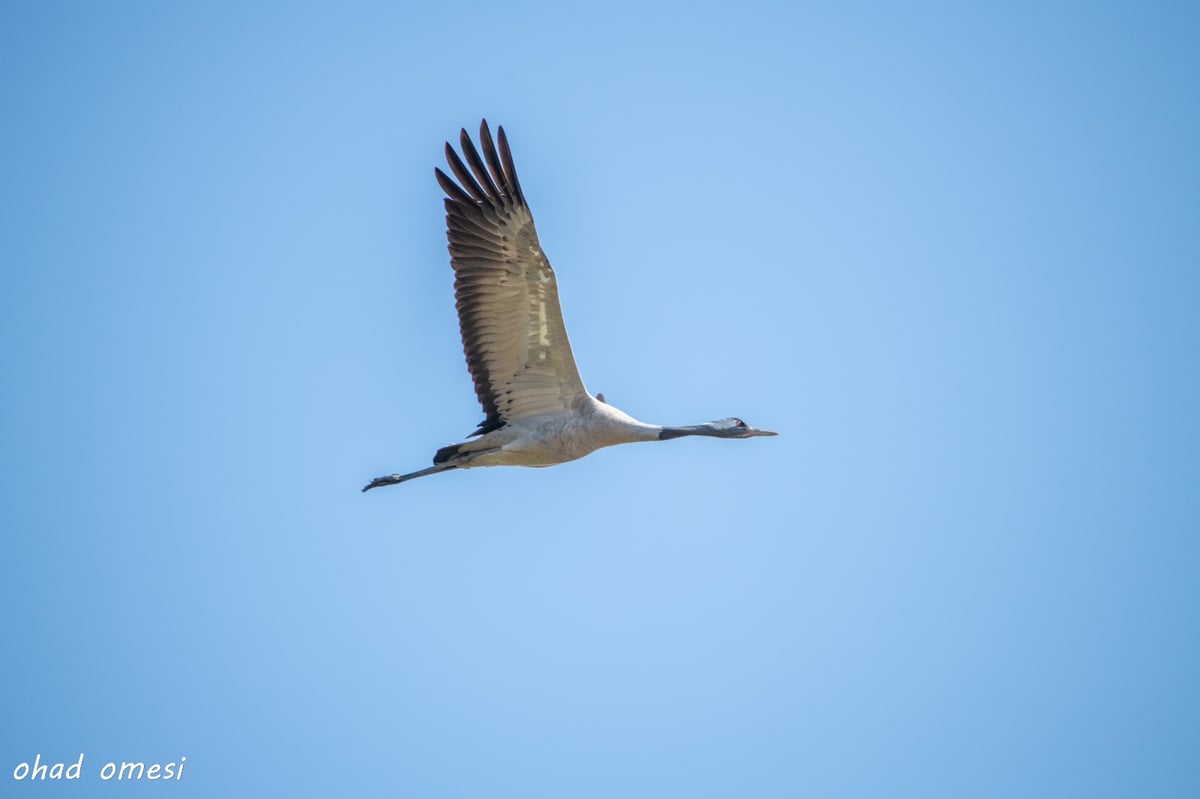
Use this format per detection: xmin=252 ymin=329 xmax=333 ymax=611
xmin=2 ymin=1 xmax=1198 ymax=796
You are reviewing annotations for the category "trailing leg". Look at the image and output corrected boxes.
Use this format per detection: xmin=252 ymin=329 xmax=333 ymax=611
xmin=361 ymin=464 xmax=456 ymax=492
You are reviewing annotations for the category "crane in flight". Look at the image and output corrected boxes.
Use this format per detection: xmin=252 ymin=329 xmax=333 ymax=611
xmin=363 ymin=120 xmax=776 ymax=491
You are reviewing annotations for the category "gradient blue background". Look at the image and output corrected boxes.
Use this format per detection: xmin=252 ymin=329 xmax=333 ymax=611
xmin=3 ymin=2 xmax=1197 ymax=796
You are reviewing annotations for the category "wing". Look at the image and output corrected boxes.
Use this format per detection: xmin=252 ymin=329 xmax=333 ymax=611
xmin=435 ymin=120 xmax=589 ymax=436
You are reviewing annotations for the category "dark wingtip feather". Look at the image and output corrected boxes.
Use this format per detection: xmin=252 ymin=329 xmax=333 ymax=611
xmin=435 ymin=167 xmax=475 ymax=207
xmin=459 ymin=127 xmax=501 ymax=200
xmin=443 ymin=143 xmax=488 ymax=202
xmin=477 ymin=122 xmax=508 ymax=201
xmin=495 ymin=125 xmax=526 ymax=206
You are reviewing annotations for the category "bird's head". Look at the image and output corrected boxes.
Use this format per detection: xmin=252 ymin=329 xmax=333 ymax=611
xmin=707 ymin=417 xmax=778 ymax=438
xmin=658 ymin=417 xmax=778 ymax=440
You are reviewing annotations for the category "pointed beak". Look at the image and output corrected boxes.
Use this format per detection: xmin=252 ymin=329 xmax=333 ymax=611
xmin=746 ymin=426 xmax=778 ymax=437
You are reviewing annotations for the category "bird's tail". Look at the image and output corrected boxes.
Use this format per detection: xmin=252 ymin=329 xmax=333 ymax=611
xmin=433 ymin=442 xmax=461 ymax=463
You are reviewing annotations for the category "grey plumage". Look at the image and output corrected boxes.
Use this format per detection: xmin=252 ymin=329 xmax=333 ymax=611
xmin=363 ymin=120 xmax=775 ymax=492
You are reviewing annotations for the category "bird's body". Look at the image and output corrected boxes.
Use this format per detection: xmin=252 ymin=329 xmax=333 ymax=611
xmin=444 ymin=400 xmax=661 ymax=468
xmin=364 ymin=121 xmax=775 ymax=492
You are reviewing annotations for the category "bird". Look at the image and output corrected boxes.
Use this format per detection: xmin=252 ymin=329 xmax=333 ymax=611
xmin=363 ymin=120 xmax=776 ymax=492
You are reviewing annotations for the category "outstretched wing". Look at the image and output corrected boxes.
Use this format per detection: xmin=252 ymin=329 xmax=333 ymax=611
xmin=435 ymin=120 xmax=589 ymax=435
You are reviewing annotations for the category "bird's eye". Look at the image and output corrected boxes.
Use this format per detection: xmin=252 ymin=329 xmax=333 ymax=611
xmin=735 ymin=419 xmax=746 ymax=427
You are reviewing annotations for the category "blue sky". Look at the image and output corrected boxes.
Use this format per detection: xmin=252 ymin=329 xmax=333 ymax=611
xmin=2 ymin=1 xmax=1198 ymax=796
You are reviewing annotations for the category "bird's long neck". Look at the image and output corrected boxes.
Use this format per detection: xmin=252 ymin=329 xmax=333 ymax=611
xmin=590 ymin=401 xmax=718 ymax=444
xmin=657 ymin=425 xmax=718 ymax=440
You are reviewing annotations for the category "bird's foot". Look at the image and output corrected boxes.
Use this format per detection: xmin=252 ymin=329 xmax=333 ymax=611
xmin=362 ymin=474 xmax=403 ymax=492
